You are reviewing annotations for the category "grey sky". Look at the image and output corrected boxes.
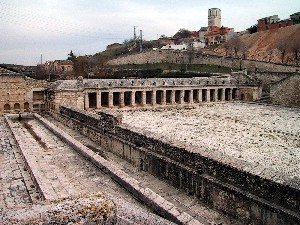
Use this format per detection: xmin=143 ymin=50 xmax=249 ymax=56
xmin=0 ymin=0 xmax=299 ymax=66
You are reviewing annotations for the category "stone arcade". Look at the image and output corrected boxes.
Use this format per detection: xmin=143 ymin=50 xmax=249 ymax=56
xmin=47 ymin=75 xmax=261 ymax=112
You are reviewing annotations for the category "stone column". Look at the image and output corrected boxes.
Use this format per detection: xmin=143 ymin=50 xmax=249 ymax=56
xmin=235 ymin=89 xmax=240 ymax=100
xmin=171 ymin=90 xmax=175 ymax=105
xmin=229 ymin=89 xmax=232 ymax=101
xmin=119 ymin=92 xmax=125 ymax=108
xmin=108 ymin=92 xmax=114 ymax=108
xmin=142 ymin=91 xmax=146 ymax=106
xmin=151 ymin=90 xmax=156 ymax=106
xmin=179 ymin=90 xmax=184 ymax=104
xmin=214 ymin=89 xmax=218 ymax=102
xmin=198 ymin=89 xmax=202 ymax=103
xmin=161 ymin=90 xmax=166 ymax=105
xmin=221 ymin=88 xmax=225 ymax=102
xmin=97 ymin=91 xmax=101 ymax=109
xmin=206 ymin=89 xmax=210 ymax=103
xmin=131 ymin=91 xmax=136 ymax=107
xmin=188 ymin=90 xmax=193 ymax=104
xmin=84 ymin=93 xmax=89 ymax=110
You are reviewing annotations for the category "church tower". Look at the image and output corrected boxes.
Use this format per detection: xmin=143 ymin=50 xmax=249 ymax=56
xmin=208 ymin=8 xmax=221 ymax=27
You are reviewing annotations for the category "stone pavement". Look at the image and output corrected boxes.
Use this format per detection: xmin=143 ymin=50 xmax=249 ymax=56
xmin=0 ymin=117 xmax=39 ymax=210
xmin=2 ymin=116 xmax=175 ymax=225
xmin=46 ymin=114 xmax=234 ymax=225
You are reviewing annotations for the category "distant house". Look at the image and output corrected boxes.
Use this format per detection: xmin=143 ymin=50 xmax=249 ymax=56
xmin=204 ymin=26 xmax=234 ymax=45
xmin=199 ymin=27 xmax=208 ymax=43
xmin=44 ymin=60 xmax=73 ymax=73
xmin=53 ymin=60 xmax=73 ymax=73
xmin=257 ymin=12 xmax=300 ymax=32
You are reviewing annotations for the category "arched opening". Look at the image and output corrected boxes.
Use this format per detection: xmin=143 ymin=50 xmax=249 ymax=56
xmin=14 ymin=103 xmax=20 ymax=110
xmin=4 ymin=103 xmax=10 ymax=111
xmin=241 ymin=94 xmax=245 ymax=101
xmin=24 ymin=102 xmax=30 ymax=110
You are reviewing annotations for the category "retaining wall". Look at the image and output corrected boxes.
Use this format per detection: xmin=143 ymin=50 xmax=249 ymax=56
xmin=106 ymin=51 xmax=300 ymax=73
xmin=53 ymin=106 xmax=300 ymax=225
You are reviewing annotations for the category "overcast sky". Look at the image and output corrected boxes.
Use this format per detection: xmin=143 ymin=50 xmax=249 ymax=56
xmin=0 ymin=0 xmax=299 ymax=66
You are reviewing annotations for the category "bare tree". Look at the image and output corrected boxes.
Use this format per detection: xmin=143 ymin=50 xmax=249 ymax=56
xmin=226 ymin=35 xmax=244 ymax=58
xmin=222 ymin=41 xmax=230 ymax=56
xmin=278 ymin=39 xmax=288 ymax=63
xmin=291 ymin=37 xmax=300 ymax=64
xmin=241 ymin=44 xmax=248 ymax=59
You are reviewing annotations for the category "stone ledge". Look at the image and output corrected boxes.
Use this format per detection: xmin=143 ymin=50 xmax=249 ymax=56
xmin=34 ymin=113 xmax=202 ymax=225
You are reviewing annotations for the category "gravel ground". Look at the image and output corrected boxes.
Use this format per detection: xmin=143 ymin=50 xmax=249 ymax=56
xmin=120 ymin=103 xmax=300 ymax=188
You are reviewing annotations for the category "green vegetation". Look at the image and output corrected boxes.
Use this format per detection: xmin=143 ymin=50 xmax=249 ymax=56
xmin=110 ymin=63 xmax=233 ymax=73
xmin=247 ymin=24 xmax=258 ymax=34
xmin=106 ymin=63 xmax=235 ymax=79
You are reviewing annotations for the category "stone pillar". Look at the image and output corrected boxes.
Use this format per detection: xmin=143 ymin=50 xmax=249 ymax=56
xmin=198 ymin=89 xmax=202 ymax=103
xmin=97 ymin=91 xmax=101 ymax=109
xmin=161 ymin=90 xmax=166 ymax=105
xmin=188 ymin=90 xmax=193 ymax=104
xmin=206 ymin=89 xmax=210 ymax=103
xmin=119 ymin=92 xmax=125 ymax=108
xmin=151 ymin=90 xmax=156 ymax=106
xmin=131 ymin=91 xmax=136 ymax=107
xmin=108 ymin=92 xmax=114 ymax=108
xmin=214 ymin=89 xmax=218 ymax=102
xmin=229 ymin=88 xmax=232 ymax=101
xmin=179 ymin=90 xmax=184 ymax=104
xmin=235 ymin=89 xmax=240 ymax=100
xmin=84 ymin=93 xmax=89 ymax=110
xmin=171 ymin=90 xmax=175 ymax=105
xmin=221 ymin=89 xmax=225 ymax=102
xmin=142 ymin=91 xmax=146 ymax=106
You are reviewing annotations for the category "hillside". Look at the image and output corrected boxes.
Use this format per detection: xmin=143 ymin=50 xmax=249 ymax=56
xmin=217 ymin=24 xmax=300 ymax=64
xmin=242 ymin=24 xmax=300 ymax=63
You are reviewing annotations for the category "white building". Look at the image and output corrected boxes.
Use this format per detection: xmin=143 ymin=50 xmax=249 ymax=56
xmin=161 ymin=44 xmax=188 ymax=50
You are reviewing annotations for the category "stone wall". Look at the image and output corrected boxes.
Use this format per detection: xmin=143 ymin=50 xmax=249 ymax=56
xmin=249 ymin=72 xmax=294 ymax=95
xmin=270 ymin=74 xmax=300 ymax=107
xmin=0 ymin=74 xmax=48 ymax=114
xmin=106 ymin=51 xmax=300 ymax=73
xmin=55 ymin=106 xmax=300 ymax=225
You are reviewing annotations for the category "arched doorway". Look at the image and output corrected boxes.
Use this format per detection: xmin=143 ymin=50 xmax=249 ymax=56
xmin=14 ymin=103 xmax=20 ymax=110
xmin=24 ymin=102 xmax=30 ymax=110
xmin=4 ymin=103 xmax=10 ymax=111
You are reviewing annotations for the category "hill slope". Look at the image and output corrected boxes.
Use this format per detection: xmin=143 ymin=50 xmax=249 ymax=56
xmin=242 ymin=24 xmax=300 ymax=63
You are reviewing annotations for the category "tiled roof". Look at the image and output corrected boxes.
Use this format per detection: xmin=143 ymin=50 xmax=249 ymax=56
xmin=53 ymin=60 xmax=74 ymax=65
xmin=48 ymin=76 xmax=242 ymax=91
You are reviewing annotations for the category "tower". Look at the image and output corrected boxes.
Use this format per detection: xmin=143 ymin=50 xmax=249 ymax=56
xmin=208 ymin=8 xmax=221 ymax=27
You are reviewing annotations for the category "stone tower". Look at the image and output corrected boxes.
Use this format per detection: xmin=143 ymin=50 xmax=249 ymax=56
xmin=208 ymin=8 xmax=221 ymax=27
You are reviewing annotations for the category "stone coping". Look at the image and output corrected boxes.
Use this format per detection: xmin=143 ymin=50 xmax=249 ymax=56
xmin=30 ymin=113 xmax=203 ymax=225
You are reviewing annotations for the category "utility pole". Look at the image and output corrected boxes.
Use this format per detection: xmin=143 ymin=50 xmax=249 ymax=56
xmin=40 ymin=54 xmax=43 ymax=64
xmin=134 ymin=26 xmax=138 ymax=41
xmin=139 ymin=30 xmax=143 ymax=52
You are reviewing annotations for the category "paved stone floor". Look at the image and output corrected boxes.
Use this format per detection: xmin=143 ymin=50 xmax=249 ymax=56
xmin=47 ymin=115 xmax=234 ymax=225
xmin=0 ymin=117 xmax=39 ymax=210
xmin=1 ymin=117 xmax=175 ymax=224
xmin=120 ymin=103 xmax=300 ymax=188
